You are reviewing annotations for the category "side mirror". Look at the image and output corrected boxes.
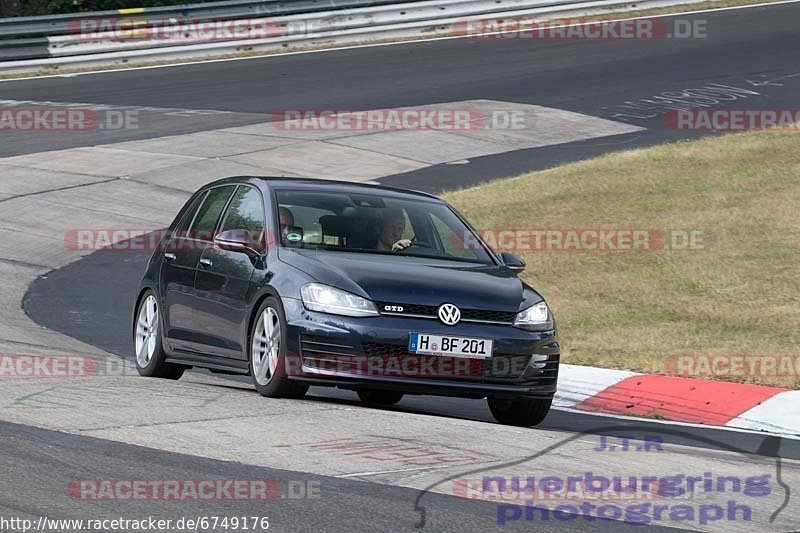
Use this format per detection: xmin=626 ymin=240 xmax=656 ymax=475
xmin=500 ymin=251 xmax=526 ymax=272
xmin=214 ymin=229 xmax=264 ymax=257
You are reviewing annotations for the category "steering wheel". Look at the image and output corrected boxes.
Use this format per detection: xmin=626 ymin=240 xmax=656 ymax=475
xmin=391 ymin=238 xmax=433 ymax=252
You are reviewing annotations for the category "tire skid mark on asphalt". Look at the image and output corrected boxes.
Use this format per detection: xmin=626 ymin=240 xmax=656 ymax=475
xmin=291 ymin=435 xmax=484 ymax=468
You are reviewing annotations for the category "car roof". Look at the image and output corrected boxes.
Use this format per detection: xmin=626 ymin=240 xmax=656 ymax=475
xmin=202 ymin=176 xmax=444 ymax=202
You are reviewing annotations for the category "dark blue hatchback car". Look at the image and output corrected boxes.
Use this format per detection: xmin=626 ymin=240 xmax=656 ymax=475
xmin=134 ymin=177 xmax=559 ymax=426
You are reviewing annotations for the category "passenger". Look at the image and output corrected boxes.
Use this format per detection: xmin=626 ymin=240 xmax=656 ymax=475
xmin=376 ymin=208 xmax=412 ymax=252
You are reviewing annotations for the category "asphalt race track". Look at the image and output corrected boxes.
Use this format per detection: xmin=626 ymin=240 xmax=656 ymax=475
xmin=2 ymin=3 xmax=800 ymax=190
xmin=23 ymin=242 xmax=800 ymax=461
xmin=2 ymin=2 xmax=800 ymax=532
xmin=8 ymin=419 xmax=687 ymax=532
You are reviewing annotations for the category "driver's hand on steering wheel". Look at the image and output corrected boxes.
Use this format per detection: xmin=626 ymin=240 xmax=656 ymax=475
xmin=392 ymin=239 xmax=412 ymax=251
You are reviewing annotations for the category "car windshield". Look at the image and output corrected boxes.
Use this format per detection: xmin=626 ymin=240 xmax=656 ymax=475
xmin=275 ymin=189 xmax=495 ymax=265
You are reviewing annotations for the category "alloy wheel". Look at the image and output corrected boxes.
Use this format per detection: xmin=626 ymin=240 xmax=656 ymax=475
xmin=252 ymin=307 xmax=281 ymax=385
xmin=135 ymin=295 xmax=159 ymax=368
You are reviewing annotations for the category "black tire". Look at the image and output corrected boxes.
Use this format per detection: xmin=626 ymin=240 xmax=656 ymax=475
xmin=133 ymin=290 xmax=185 ymax=380
xmin=357 ymin=389 xmax=404 ymax=405
xmin=249 ymin=297 xmax=308 ymax=399
xmin=487 ymin=397 xmax=552 ymax=427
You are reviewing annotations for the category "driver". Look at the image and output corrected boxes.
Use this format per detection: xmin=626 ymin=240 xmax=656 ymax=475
xmin=376 ymin=208 xmax=412 ymax=252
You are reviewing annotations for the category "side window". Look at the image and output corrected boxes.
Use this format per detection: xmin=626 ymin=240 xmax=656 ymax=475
xmin=174 ymin=191 xmax=207 ymax=236
xmin=189 ymin=185 xmax=236 ymax=242
xmin=220 ymin=186 xmax=266 ymax=247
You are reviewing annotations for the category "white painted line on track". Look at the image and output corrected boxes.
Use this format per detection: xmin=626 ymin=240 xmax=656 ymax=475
xmin=1 ymin=0 xmax=799 ymax=83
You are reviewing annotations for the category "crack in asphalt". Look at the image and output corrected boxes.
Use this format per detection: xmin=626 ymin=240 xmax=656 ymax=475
xmin=0 ymin=175 xmax=122 ymax=204
xmin=0 ymin=257 xmax=51 ymax=270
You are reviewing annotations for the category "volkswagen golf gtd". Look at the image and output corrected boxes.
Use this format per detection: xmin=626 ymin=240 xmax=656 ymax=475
xmin=133 ymin=177 xmax=559 ymax=426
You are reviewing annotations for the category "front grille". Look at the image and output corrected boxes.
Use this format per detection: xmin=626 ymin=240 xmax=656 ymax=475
xmin=461 ymin=309 xmax=517 ymax=323
xmin=380 ymin=303 xmax=431 ymax=315
xmin=376 ymin=302 xmax=516 ymax=325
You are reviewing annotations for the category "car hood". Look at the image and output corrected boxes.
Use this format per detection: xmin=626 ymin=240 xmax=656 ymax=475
xmin=278 ymin=248 xmax=534 ymax=311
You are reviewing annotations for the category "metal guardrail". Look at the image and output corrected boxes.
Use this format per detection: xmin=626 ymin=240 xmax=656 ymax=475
xmin=0 ymin=0 xmax=407 ymax=61
xmin=0 ymin=0 xmax=713 ymax=73
xmin=0 ymin=0 xmax=404 ymax=39
xmin=46 ymin=0 xmax=596 ymax=58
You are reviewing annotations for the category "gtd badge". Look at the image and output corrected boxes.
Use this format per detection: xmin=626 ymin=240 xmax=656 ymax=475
xmin=438 ymin=303 xmax=461 ymax=326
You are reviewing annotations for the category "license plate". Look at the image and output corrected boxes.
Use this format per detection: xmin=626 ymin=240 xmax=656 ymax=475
xmin=408 ymin=333 xmax=493 ymax=359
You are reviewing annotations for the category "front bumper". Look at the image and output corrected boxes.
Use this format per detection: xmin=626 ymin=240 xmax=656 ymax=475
xmin=281 ymin=298 xmax=559 ymax=399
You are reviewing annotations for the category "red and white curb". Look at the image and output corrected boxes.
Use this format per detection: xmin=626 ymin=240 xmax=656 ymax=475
xmin=554 ymin=364 xmax=800 ymax=436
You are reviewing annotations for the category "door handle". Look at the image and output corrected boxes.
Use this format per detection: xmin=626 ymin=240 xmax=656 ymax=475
xmin=199 ymin=258 xmax=213 ymax=268
xmin=164 ymin=252 xmax=176 ymax=262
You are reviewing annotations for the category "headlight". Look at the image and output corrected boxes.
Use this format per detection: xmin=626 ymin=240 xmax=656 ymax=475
xmin=300 ymin=283 xmax=379 ymax=317
xmin=513 ymin=301 xmax=552 ymax=330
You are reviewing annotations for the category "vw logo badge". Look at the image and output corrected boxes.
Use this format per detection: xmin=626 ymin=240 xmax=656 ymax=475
xmin=438 ymin=303 xmax=461 ymax=326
